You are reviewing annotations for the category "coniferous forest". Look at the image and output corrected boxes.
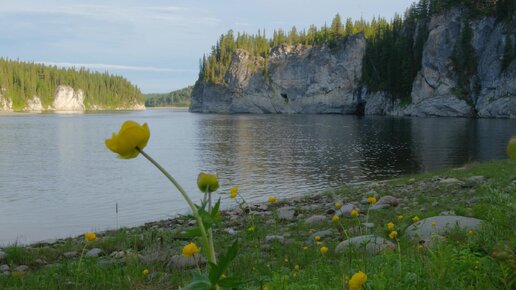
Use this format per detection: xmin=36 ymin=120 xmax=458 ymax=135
xmin=198 ymin=0 xmax=515 ymax=103
xmin=0 ymin=58 xmax=143 ymax=111
xmin=144 ymin=86 xmax=192 ymax=107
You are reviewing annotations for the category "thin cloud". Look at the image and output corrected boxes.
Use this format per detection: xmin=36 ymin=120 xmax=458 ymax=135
xmin=37 ymin=61 xmax=196 ymax=73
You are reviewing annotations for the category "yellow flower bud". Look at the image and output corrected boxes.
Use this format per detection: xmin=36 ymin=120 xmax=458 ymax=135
xmin=412 ymin=216 xmax=420 ymax=222
xmin=397 ymin=215 xmax=404 ymax=220
xmin=335 ymin=202 xmax=343 ymax=209
xmin=143 ymin=269 xmax=149 ymax=276
xmin=389 ymin=230 xmax=398 ymax=239
xmin=247 ymin=226 xmax=255 ymax=232
xmin=320 ymin=246 xmax=328 ymax=254
xmin=431 ymin=221 xmax=437 ymax=227
xmin=314 ymin=236 xmax=321 ymax=241
xmin=349 ymin=271 xmax=367 ymax=290
xmin=229 ymin=186 xmax=238 ymax=198
xmin=303 ymin=246 xmax=308 ymax=251
xmin=350 ymin=209 xmax=359 ymax=217
xmin=387 ymin=222 xmax=395 ymax=230
xmin=332 ymin=215 xmax=340 ymax=222
xmin=197 ymin=173 xmax=219 ymax=193
xmin=294 ymin=264 xmax=300 ymax=270
xmin=268 ymin=196 xmax=277 ymax=203
xmin=182 ymin=242 xmax=199 ymax=257
xmin=105 ymin=120 xmax=150 ymax=159
xmin=84 ymin=231 xmax=96 ymax=242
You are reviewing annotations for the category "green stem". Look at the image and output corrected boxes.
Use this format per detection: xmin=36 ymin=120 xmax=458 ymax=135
xmin=75 ymin=243 xmax=88 ymax=290
xmin=137 ymin=148 xmax=217 ymax=264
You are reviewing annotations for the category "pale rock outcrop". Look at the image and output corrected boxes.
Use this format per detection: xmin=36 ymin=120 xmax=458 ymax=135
xmin=191 ymin=34 xmax=367 ymax=113
xmin=53 ymin=85 xmax=85 ymax=112
xmin=0 ymin=89 xmax=12 ymax=112
xmin=25 ymin=96 xmax=43 ymax=111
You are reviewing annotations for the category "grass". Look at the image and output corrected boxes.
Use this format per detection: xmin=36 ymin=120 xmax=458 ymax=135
xmin=0 ymin=160 xmax=515 ymax=289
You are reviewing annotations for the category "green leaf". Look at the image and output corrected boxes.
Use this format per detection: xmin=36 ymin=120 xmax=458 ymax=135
xmin=217 ymin=277 xmax=246 ymax=288
xmin=208 ymin=240 xmax=239 ymax=285
xmin=211 ymin=198 xmax=221 ymax=217
xmin=180 ymin=273 xmax=213 ymax=290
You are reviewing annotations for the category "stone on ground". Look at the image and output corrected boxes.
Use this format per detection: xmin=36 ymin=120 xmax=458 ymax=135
xmin=304 ymin=215 xmax=327 ymax=226
xmin=405 ymin=215 xmax=483 ymax=240
xmin=166 ymin=254 xmax=207 ymax=270
xmin=335 ymin=235 xmax=396 ymax=255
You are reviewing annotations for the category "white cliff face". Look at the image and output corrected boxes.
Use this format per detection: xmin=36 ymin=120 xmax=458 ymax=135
xmin=1 ymin=97 xmax=12 ymax=112
xmin=52 ymin=85 xmax=85 ymax=112
xmin=25 ymin=96 xmax=43 ymax=111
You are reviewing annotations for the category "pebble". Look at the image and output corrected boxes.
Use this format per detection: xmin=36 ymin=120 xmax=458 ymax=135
xmin=0 ymin=264 xmax=9 ymax=272
xmin=304 ymin=215 xmax=327 ymax=226
xmin=85 ymin=248 xmax=103 ymax=257
xmin=376 ymin=195 xmax=399 ymax=207
xmin=188 ymin=220 xmax=196 ymax=226
xmin=278 ymin=206 xmax=296 ymax=221
xmin=265 ymin=235 xmax=286 ymax=244
xmin=63 ymin=251 xmax=78 ymax=258
xmin=14 ymin=265 xmax=29 ymax=272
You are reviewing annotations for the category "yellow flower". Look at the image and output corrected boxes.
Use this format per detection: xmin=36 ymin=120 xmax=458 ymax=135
xmin=335 ymin=202 xmax=343 ymax=209
xmin=467 ymin=230 xmax=474 ymax=237
xmin=182 ymin=242 xmax=200 ymax=257
xmin=332 ymin=215 xmax=340 ymax=222
xmin=197 ymin=173 xmax=219 ymax=192
xmin=314 ymin=236 xmax=321 ymax=241
xmin=397 ymin=215 xmax=404 ymax=220
xmin=284 ymin=258 xmax=289 ymax=263
xmin=143 ymin=269 xmax=149 ymax=276
xmin=367 ymin=197 xmax=377 ymax=204
xmin=316 ymin=241 xmax=323 ymax=246
xmin=263 ymin=287 xmax=269 ymax=290
xmin=320 ymin=246 xmax=328 ymax=254
xmin=350 ymin=209 xmax=359 ymax=217
xmin=105 ymin=120 xmax=150 ymax=159
xmin=294 ymin=264 xmax=300 ymax=270
xmin=389 ymin=230 xmax=398 ymax=239
xmin=431 ymin=221 xmax=437 ymax=227
xmin=303 ymin=246 xmax=308 ymax=251
xmin=229 ymin=186 xmax=238 ymax=198
xmin=348 ymin=271 xmax=367 ymax=290
xmin=387 ymin=222 xmax=395 ymax=230
xmin=412 ymin=216 xmax=420 ymax=222
xmin=84 ymin=232 xmax=96 ymax=242
xmin=268 ymin=196 xmax=277 ymax=203
xmin=247 ymin=226 xmax=255 ymax=232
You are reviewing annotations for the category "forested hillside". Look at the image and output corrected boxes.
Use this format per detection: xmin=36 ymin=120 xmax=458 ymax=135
xmin=144 ymin=86 xmax=192 ymax=107
xmin=0 ymin=58 xmax=143 ymax=111
xmin=198 ymin=0 xmax=515 ymax=103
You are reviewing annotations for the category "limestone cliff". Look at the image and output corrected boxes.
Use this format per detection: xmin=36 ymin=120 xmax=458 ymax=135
xmin=191 ymin=34 xmax=366 ymax=114
xmin=0 ymin=85 xmax=145 ymax=113
xmin=191 ymin=9 xmax=515 ymax=118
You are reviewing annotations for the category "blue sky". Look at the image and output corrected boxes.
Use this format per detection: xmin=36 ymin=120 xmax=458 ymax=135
xmin=0 ymin=0 xmax=416 ymax=93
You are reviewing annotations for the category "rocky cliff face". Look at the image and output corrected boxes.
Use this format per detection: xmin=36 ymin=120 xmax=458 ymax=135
xmin=0 ymin=85 xmax=145 ymax=113
xmin=191 ymin=8 xmax=515 ymax=118
xmin=191 ymin=34 xmax=366 ymax=114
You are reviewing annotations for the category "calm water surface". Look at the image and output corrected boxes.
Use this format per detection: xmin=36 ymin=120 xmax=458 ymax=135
xmin=0 ymin=109 xmax=515 ymax=245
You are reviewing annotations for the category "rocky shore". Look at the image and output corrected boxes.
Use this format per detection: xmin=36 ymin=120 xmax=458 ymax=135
xmin=0 ymin=160 xmax=514 ymax=289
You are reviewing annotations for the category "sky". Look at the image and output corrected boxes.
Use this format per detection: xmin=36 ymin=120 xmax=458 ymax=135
xmin=0 ymin=0 xmax=416 ymax=93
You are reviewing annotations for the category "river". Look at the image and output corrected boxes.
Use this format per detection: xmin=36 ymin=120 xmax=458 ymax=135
xmin=0 ymin=109 xmax=514 ymax=245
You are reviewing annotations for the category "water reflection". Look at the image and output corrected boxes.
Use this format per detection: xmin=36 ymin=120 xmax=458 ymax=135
xmin=0 ymin=110 xmax=514 ymax=245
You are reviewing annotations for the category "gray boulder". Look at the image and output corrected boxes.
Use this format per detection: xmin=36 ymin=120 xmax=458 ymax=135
xmin=336 ymin=203 xmax=359 ymax=217
xmin=85 ymin=248 xmax=103 ymax=257
xmin=304 ymin=215 xmax=327 ymax=226
xmin=0 ymin=264 xmax=9 ymax=272
xmin=335 ymin=235 xmax=396 ymax=255
xmin=278 ymin=206 xmax=296 ymax=221
xmin=308 ymin=230 xmax=333 ymax=243
xmin=405 ymin=216 xmax=483 ymax=240
xmin=166 ymin=254 xmax=207 ymax=270
xmin=13 ymin=265 xmax=29 ymax=272
xmin=376 ymin=195 xmax=399 ymax=207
